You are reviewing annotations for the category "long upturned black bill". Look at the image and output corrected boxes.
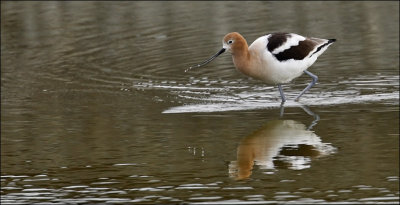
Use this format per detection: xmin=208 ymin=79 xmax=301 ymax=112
xmin=189 ymin=48 xmax=226 ymax=69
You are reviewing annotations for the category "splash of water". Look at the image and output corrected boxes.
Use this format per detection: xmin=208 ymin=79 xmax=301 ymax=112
xmin=185 ymin=64 xmax=201 ymax=73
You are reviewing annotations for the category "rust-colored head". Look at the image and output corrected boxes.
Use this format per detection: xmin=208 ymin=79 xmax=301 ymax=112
xmin=188 ymin=32 xmax=248 ymax=70
xmin=222 ymin=32 xmax=248 ymax=54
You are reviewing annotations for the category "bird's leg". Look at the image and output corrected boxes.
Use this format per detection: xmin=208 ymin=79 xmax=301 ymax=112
xmin=295 ymin=70 xmax=318 ymax=102
xmin=279 ymin=102 xmax=285 ymax=117
xmin=278 ymin=84 xmax=286 ymax=103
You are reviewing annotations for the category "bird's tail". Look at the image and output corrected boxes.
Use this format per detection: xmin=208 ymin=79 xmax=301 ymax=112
xmin=328 ymin=39 xmax=336 ymax=43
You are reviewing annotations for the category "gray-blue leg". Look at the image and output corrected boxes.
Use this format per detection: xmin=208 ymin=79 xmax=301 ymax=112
xmin=295 ymin=70 xmax=318 ymax=102
xmin=279 ymin=103 xmax=285 ymax=117
xmin=278 ymin=84 xmax=286 ymax=103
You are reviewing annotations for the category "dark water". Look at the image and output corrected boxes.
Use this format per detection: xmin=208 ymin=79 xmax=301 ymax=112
xmin=1 ymin=1 xmax=399 ymax=204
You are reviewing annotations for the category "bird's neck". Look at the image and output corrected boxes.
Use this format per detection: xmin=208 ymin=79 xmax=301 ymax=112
xmin=232 ymin=47 xmax=252 ymax=76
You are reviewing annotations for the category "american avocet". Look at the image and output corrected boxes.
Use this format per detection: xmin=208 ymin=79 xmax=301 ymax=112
xmin=189 ymin=32 xmax=336 ymax=103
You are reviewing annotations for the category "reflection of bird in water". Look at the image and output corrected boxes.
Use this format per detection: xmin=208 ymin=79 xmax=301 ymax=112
xmin=229 ymin=120 xmax=336 ymax=180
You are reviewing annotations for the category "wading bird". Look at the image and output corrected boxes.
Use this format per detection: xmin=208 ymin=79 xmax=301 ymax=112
xmin=189 ymin=32 xmax=336 ymax=103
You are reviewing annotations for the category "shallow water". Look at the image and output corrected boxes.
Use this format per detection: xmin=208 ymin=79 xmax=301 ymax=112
xmin=1 ymin=1 xmax=399 ymax=204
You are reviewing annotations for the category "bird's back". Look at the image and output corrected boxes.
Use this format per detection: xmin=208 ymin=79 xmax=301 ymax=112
xmin=248 ymin=33 xmax=335 ymax=84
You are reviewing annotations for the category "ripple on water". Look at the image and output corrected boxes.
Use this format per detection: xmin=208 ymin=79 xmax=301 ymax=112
xmin=175 ymin=183 xmax=220 ymax=190
xmin=162 ymin=90 xmax=399 ymax=113
xmin=2 ymin=179 xmax=399 ymax=204
xmin=128 ymin=75 xmax=400 ymax=113
xmin=112 ymin=163 xmax=138 ymax=166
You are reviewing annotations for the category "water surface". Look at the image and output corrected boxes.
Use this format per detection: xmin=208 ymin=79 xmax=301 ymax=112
xmin=1 ymin=1 xmax=399 ymax=204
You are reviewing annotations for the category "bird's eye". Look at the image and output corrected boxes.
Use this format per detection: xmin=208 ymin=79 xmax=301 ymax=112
xmin=228 ymin=40 xmax=233 ymax=44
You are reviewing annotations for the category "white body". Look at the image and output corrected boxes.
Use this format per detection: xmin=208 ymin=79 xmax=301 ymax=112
xmin=246 ymin=34 xmax=332 ymax=84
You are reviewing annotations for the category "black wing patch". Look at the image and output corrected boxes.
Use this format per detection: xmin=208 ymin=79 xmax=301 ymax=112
xmin=267 ymin=33 xmax=290 ymax=52
xmin=273 ymin=40 xmax=316 ymax=61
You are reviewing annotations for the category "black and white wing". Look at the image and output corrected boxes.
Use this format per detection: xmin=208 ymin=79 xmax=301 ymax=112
xmin=266 ymin=32 xmax=336 ymax=62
